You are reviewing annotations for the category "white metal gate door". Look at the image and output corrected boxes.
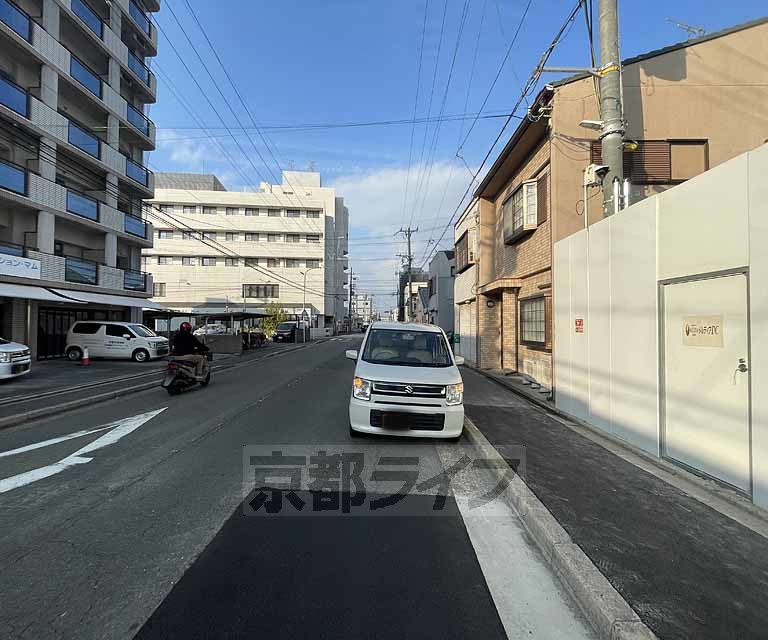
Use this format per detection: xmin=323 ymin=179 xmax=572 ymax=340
xmin=662 ymin=272 xmax=751 ymax=492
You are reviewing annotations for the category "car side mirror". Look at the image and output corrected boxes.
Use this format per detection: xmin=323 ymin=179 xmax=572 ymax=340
xmin=123 ymin=334 xmax=132 ymax=340
xmin=345 ymin=349 xmax=358 ymax=361
xmin=454 ymin=355 xmax=465 ymax=366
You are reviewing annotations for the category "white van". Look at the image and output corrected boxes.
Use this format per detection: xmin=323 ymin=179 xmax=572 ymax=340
xmin=66 ymin=321 xmax=170 ymax=362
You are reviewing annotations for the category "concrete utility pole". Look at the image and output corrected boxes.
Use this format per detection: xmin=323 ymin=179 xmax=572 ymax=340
xmin=397 ymin=227 xmax=417 ymax=322
xmin=598 ymin=0 xmax=625 ymax=215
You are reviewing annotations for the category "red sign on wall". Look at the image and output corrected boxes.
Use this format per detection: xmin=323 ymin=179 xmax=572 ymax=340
xmin=575 ymin=318 xmax=584 ymax=333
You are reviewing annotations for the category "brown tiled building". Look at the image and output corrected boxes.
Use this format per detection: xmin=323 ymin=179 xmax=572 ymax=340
xmin=462 ymin=17 xmax=768 ymax=389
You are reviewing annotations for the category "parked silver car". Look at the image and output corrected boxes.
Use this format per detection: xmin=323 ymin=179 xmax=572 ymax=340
xmin=0 ymin=337 xmax=31 ymax=380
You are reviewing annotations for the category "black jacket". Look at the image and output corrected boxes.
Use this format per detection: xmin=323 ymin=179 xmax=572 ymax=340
xmin=172 ymin=331 xmax=209 ymax=356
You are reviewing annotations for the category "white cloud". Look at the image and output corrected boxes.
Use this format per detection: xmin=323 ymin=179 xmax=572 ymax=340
xmin=330 ymin=161 xmax=472 ymax=312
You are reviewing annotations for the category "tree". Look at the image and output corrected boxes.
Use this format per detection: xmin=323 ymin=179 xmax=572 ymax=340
xmin=263 ymin=302 xmax=288 ymax=337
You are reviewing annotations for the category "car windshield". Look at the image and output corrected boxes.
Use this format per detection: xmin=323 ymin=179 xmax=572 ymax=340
xmin=129 ymin=324 xmax=157 ymax=337
xmin=277 ymin=322 xmax=295 ymax=331
xmin=361 ymin=328 xmax=452 ymax=367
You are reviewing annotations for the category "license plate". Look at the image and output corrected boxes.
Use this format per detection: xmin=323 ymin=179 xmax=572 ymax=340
xmin=12 ymin=363 xmax=30 ymax=374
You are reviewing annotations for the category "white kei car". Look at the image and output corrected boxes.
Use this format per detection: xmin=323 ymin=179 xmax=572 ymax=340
xmin=346 ymin=321 xmax=464 ymax=440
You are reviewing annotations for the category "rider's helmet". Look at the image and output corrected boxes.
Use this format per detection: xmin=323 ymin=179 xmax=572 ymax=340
xmin=179 ymin=321 xmax=192 ymax=332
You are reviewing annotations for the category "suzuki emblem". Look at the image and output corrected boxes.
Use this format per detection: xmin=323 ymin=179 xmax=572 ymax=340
xmin=404 ymin=385 xmax=414 ymax=394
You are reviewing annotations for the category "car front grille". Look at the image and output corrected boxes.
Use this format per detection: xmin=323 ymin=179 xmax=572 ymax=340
xmin=372 ymin=381 xmax=445 ymax=398
xmin=10 ymin=350 xmax=30 ymax=363
xmin=369 ymin=410 xmax=445 ymax=431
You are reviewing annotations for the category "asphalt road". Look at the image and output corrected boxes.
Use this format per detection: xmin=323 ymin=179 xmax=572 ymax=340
xmin=0 ymin=336 xmax=592 ymax=640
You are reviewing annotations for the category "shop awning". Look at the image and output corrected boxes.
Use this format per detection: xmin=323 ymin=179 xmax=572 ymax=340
xmin=51 ymin=289 xmax=166 ymax=310
xmin=0 ymin=283 xmax=85 ymax=303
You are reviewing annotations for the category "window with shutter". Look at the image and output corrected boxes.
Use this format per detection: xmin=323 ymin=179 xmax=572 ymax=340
xmin=670 ymin=141 xmax=708 ymax=181
xmin=537 ymin=172 xmax=548 ymax=224
xmin=590 ymin=140 xmax=676 ymax=184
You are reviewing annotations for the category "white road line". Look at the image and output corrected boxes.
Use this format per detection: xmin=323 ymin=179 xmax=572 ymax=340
xmin=0 ymin=426 xmax=114 ymax=459
xmin=0 ymin=408 xmax=167 ymax=494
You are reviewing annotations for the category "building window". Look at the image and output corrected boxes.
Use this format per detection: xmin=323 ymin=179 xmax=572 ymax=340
xmin=306 ymin=234 xmax=320 ymax=243
xmin=225 ymin=258 xmax=239 ymax=267
xmin=225 ymin=232 xmax=238 ymax=242
xmin=502 ymin=181 xmax=537 ymax=244
xmin=520 ymin=297 xmax=546 ymax=346
xmin=267 ymin=233 xmax=279 ymax=243
xmin=182 ymin=231 xmax=196 ymax=240
xmin=201 ymin=257 xmax=217 ymax=267
xmin=245 ymin=258 xmax=259 ymax=267
xmin=182 ymin=256 xmax=195 ymax=266
xmin=306 ymin=210 xmax=320 ymax=219
xmin=286 ymin=209 xmax=300 ymax=218
xmin=244 ymin=233 xmax=259 ymax=242
xmin=159 ymin=204 xmax=173 ymax=213
xmin=306 ymin=259 xmax=321 ymax=269
xmin=285 ymin=258 xmax=300 ymax=268
xmin=267 ymin=258 xmax=279 ymax=268
xmin=203 ymin=206 xmax=217 ymax=214
xmin=243 ymin=284 xmax=279 ymax=298
xmin=157 ymin=230 xmax=173 ymax=240
xmin=286 ymin=234 xmax=300 ymax=243
xmin=226 ymin=207 xmax=239 ymax=216
xmin=245 ymin=208 xmax=259 ymax=216
xmin=153 ymin=283 xmax=166 ymax=297
xmin=157 ymin=256 xmax=172 ymax=265
xmin=183 ymin=205 xmax=196 ymax=214
xmin=267 ymin=209 xmax=281 ymax=217
xmin=202 ymin=232 xmax=217 ymax=241
xmin=450 ymin=265 xmax=456 ymax=277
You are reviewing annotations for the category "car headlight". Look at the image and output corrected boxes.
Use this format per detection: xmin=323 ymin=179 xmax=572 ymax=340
xmin=0 ymin=353 xmax=10 ymax=363
xmin=445 ymin=382 xmax=464 ymax=405
xmin=353 ymin=377 xmax=372 ymax=401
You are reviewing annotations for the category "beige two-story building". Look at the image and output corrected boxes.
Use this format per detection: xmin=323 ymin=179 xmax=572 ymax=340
xmin=464 ymin=17 xmax=768 ymax=390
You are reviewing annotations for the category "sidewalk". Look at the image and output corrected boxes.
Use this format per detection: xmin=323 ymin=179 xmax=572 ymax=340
xmin=462 ymin=368 xmax=768 ymax=640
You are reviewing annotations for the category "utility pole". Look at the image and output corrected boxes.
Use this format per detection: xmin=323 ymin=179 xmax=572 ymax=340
xmin=397 ymin=227 xmax=417 ymax=322
xmin=598 ymin=0 xmax=624 ymax=216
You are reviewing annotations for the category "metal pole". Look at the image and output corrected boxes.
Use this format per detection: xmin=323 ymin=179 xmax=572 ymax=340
xmin=598 ymin=0 xmax=624 ymax=216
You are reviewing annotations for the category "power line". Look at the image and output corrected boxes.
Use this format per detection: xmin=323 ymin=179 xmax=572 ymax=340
xmin=418 ymin=0 xmax=586 ymax=270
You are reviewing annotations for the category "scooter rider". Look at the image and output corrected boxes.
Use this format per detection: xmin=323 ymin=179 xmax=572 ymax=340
xmin=171 ymin=322 xmax=210 ymax=381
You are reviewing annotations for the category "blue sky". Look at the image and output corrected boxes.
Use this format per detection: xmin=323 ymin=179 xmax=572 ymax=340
xmin=147 ymin=0 xmax=766 ymax=309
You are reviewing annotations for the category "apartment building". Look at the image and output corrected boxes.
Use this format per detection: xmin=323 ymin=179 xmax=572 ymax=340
xmin=146 ymin=171 xmax=349 ymax=330
xmin=0 ymin=0 xmax=161 ymax=359
xmin=350 ymin=293 xmax=373 ymax=327
xmin=426 ymin=249 xmax=454 ymax=333
xmin=464 ymin=17 xmax=768 ymax=390
xmin=397 ymin=269 xmax=427 ymax=321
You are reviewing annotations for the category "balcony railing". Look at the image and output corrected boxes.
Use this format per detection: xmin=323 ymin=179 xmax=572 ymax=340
xmin=68 ymin=120 xmax=101 ymax=158
xmin=124 ymin=213 xmax=147 ymax=238
xmin=71 ymin=0 xmax=103 ymax=38
xmin=65 ymin=256 xmax=98 ymax=285
xmin=0 ymin=0 xmax=31 ymax=41
xmin=70 ymin=55 xmax=102 ymax=98
xmin=0 ymin=158 xmax=27 ymax=195
xmin=128 ymin=51 xmax=151 ymax=86
xmin=126 ymin=103 xmax=150 ymax=136
xmin=125 ymin=157 xmax=149 ymax=186
xmin=129 ymin=0 xmax=151 ymax=37
xmin=66 ymin=188 xmax=100 ymax=221
xmin=123 ymin=269 xmax=147 ymax=291
xmin=0 ymin=74 xmax=29 ymax=117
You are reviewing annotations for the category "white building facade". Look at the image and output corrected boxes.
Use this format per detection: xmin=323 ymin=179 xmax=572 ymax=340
xmin=145 ymin=171 xmax=349 ymax=330
xmin=453 ymin=199 xmax=478 ymax=366
xmin=0 ymin=0 xmax=161 ymax=359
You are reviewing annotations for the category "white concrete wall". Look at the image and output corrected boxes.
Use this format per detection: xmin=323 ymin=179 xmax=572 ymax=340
xmin=554 ymin=144 xmax=768 ymax=507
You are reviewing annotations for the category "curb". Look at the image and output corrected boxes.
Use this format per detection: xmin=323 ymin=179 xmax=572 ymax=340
xmin=466 ymin=364 xmax=557 ymax=414
xmin=0 ymin=342 xmax=317 ymax=431
xmin=463 ymin=417 xmax=658 ymax=640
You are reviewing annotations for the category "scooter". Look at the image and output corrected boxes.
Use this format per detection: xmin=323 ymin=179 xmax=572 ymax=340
xmin=162 ymin=352 xmax=212 ymax=395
